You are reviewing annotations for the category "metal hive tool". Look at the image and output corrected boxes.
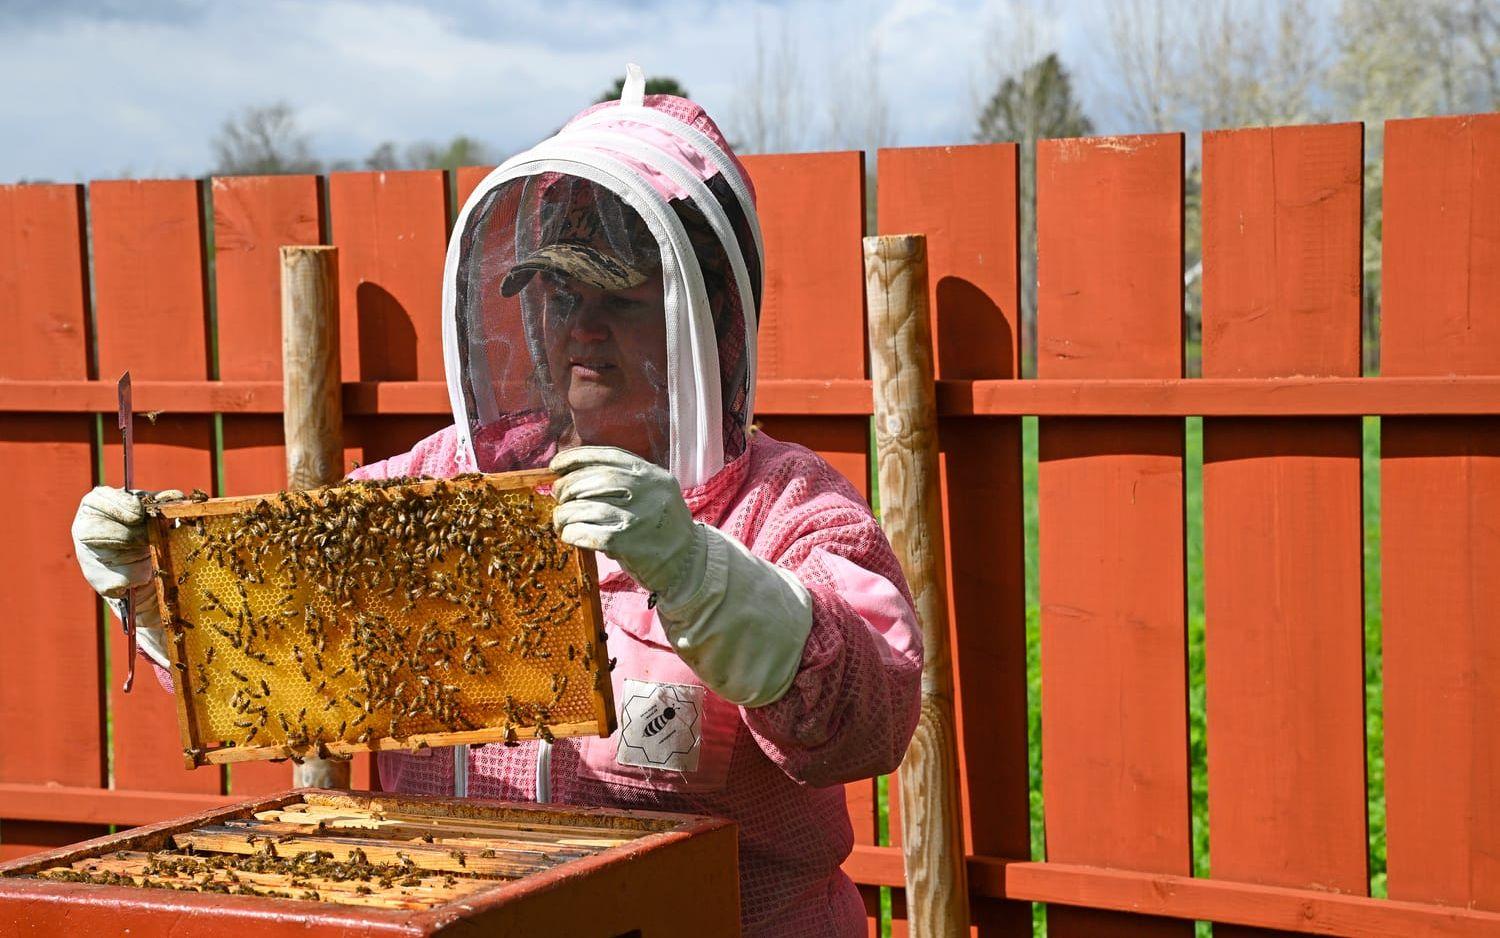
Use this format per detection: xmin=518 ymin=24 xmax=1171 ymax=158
xmin=144 ymin=469 xmax=613 ymax=768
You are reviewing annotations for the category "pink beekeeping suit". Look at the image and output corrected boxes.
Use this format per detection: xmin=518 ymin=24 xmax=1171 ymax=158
xmin=350 ymin=422 xmax=922 ymax=936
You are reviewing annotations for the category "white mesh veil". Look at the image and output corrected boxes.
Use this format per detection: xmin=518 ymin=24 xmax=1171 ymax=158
xmin=442 ymin=74 xmax=762 ymax=489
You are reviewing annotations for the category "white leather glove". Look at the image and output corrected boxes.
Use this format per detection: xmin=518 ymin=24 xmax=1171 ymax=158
xmin=550 ymin=447 xmax=813 ymax=707
xmin=71 ymin=486 xmax=180 ymax=669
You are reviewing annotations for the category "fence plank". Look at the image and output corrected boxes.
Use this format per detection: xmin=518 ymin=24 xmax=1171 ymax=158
xmin=1201 ymin=124 xmax=1369 ymax=936
xmin=1380 ymin=112 xmax=1500 ymax=911
xmin=742 ymin=152 xmax=870 ymax=492
xmin=212 ymin=175 xmax=327 ymax=794
xmin=742 ymin=150 xmax=878 ymax=931
xmin=91 ymin=178 xmax=222 ymax=797
xmin=0 ymin=184 xmax=107 ymax=856
xmin=1035 ymin=133 xmax=1191 ymax=938
xmin=880 ymin=142 xmax=1029 ymax=937
xmin=326 ymin=169 xmax=448 ymax=384
xmin=327 ymin=170 xmax=451 ymax=469
xmin=455 ymin=166 xmax=494 ymax=216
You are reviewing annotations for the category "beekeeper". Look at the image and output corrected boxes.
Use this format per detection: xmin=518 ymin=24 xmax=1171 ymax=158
xmin=71 ymin=67 xmax=922 ymax=937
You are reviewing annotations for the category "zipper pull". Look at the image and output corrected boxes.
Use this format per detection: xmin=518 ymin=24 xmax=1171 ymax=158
xmin=621 ymin=63 xmax=645 ymax=108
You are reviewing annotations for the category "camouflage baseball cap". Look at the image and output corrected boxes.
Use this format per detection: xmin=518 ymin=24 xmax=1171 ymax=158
xmin=500 ymin=240 xmax=650 ymax=296
xmin=500 ymin=176 xmax=659 ymax=297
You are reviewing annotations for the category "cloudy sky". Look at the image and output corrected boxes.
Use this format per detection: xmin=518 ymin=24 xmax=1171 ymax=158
xmin=4 ymin=0 xmax=1154 ymax=183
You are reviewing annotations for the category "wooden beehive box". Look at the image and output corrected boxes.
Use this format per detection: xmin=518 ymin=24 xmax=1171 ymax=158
xmin=0 ymin=789 xmax=739 ymax=936
xmin=143 ymin=470 xmax=613 ymax=768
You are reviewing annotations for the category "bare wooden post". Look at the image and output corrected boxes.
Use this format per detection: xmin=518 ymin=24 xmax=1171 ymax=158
xmin=865 ymin=234 xmax=970 ymax=937
xmin=280 ymin=245 xmax=350 ymax=790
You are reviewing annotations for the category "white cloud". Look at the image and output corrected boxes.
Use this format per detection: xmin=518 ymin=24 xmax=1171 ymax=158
xmin=0 ymin=0 xmax=1116 ymax=182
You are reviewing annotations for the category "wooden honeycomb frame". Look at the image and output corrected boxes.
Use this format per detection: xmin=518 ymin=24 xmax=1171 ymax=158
xmin=144 ymin=470 xmax=613 ymax=768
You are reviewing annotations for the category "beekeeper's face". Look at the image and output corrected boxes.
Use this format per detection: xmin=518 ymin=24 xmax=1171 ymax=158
xmin=538 ymin=270 xmax=670 ymax=463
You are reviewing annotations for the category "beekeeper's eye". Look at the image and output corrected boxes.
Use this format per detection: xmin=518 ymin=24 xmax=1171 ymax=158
xmin=604 ymin=292 xmax=649 ymax=315
xmin=540 ymin=273 xmax=581 ymax=319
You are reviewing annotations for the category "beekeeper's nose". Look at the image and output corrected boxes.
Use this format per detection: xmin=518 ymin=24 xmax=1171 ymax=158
xmin=569 ymin=293 xmax=612 ymax=343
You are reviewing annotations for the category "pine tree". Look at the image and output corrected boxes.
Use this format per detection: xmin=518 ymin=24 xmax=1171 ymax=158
xmin=976 ymin=53 xmax=1094 ymax=377
xmin=595 ymin=76 xmax=689 ymax=104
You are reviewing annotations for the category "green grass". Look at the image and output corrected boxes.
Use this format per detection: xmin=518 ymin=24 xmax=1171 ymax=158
xmin=1364 ymin=416 xmax=1387 ymax=898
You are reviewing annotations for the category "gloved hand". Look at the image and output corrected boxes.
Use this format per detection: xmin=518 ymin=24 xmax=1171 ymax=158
xmin=550 ymin=446 xmax=699 ymax=596
xmin=550 ymin=447 xmax=813 ymax=707
xmin=71 ymin=486 xmax=181 ymax=669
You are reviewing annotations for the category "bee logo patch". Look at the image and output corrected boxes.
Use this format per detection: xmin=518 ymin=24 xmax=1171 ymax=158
xmin=617 ymin=680 xmax=703 ymax=773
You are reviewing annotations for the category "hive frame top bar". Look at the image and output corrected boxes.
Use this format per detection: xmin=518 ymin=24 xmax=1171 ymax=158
xmin=151 ymin=469 xmax=558 ymax=520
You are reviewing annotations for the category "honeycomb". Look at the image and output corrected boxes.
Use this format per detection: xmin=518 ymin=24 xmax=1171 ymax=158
xmin=144 ymin=472 xmax=612 ymax=766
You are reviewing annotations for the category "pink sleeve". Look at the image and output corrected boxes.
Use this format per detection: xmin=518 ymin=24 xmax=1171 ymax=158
xmin=152 ymin=660 xmax=175 ymax=694
xmin=347 ymin=448 xmax=417 ymax=482
xmin=740 ymin=508 xmax=924 ymax=789
xmin=348 ymin=424 xmax=466 ymax=482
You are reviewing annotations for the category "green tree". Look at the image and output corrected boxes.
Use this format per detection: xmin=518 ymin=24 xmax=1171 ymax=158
xmin=413 ymin=136 xmax=494 ymax=172
xmin=595 ymin=76 xmax=689 ymax=104
xmin=211 ymin=103 xmax=321 ymax=175
xmin=364 ymin=136 xmax=497 ymax=172
xmin=976 ymin=52 xmax=1094 ymax=378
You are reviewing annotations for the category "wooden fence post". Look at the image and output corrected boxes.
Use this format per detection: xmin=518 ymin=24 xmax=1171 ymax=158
xmin=865 ymin=233 xmax=970 ymax=937
xmin=280 ymin=245 xmax=350 ymax=790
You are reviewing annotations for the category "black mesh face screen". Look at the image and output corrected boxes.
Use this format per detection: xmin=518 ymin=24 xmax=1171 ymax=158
xmin=454 ymin=167 xmax=757 ymax=478
xmin=456 ymin=175 xmax=671 ymax=473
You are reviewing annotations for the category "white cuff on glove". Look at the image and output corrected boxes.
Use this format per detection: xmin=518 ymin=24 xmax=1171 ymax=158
xmin=654 ymin=523 xmax=813 ymax=708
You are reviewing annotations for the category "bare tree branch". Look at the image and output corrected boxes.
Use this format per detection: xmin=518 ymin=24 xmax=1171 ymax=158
xmin=1101 ymin=0 xmax=1183 ymax=132
xmin=211 ymin=102 xmax=321 ymax=176
xmin=822 ymin=21 xmax=895 ymax=153
xmin=726 ymin=10 xmax=810 ymax=154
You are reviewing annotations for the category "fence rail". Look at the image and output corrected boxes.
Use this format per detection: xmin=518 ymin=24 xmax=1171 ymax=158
xmin=6 ymin=376 xmax=1500 ymax=416
xmin=2 ymin=111 xmax=1497 ymax=936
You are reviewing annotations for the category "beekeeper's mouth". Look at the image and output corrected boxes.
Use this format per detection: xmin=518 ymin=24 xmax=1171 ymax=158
xmin=569 ymin=358 xmax=617 ymax=381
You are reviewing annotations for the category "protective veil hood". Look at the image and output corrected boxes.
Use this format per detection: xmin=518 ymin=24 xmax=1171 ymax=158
xmin=442 ymin=65 xmax=763 ymax=489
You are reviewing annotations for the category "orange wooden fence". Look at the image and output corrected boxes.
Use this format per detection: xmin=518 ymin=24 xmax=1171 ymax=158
xmin=2 ymin=112 xmax=1498 ymax=936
